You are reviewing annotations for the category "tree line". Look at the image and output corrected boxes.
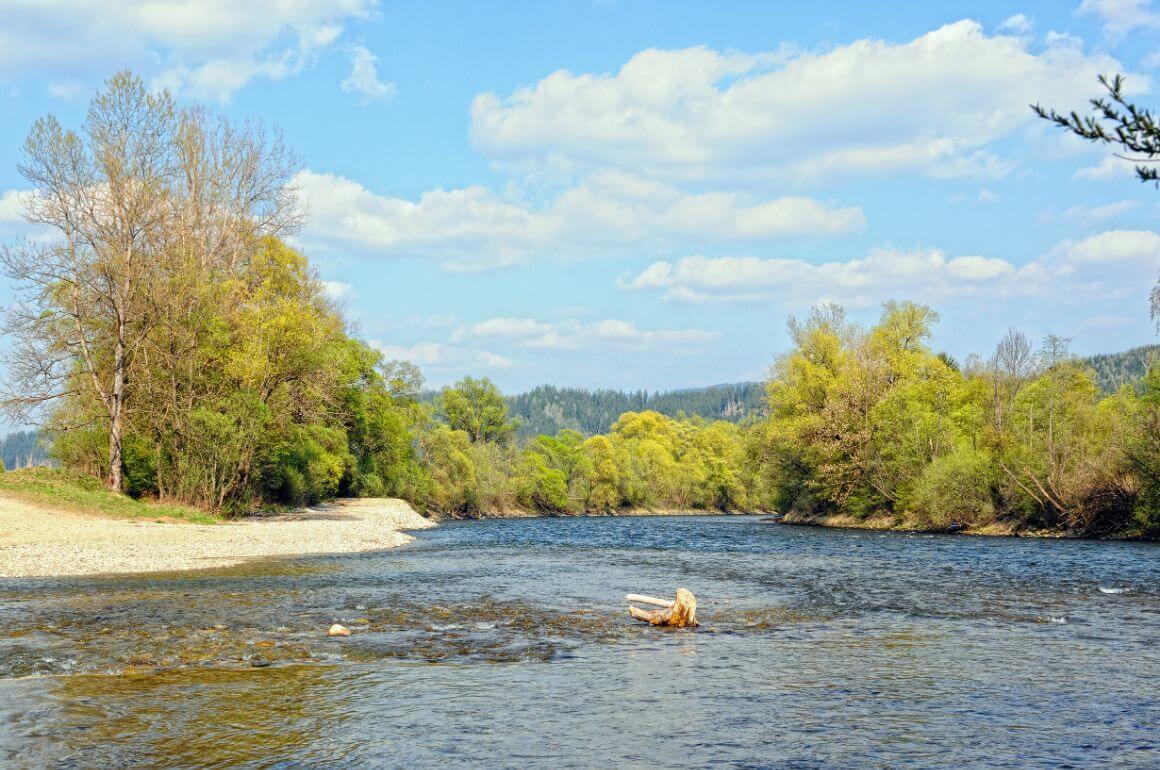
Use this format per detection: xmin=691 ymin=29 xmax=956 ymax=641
xmin=502 ymin=382 xmax=765 ymax=439
xmin=753 ymin=303 xmax=1158 ymax=537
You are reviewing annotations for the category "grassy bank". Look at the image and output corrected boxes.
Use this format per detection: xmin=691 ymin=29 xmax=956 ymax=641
xmin=0 ymin=468 xmax=218 ymax=524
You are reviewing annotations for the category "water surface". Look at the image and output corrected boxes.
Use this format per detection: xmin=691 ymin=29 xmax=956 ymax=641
xmin=0 ymin=516 xmax=1157 ymax=767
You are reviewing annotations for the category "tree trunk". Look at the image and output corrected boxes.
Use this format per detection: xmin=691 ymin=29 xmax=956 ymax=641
xmin=108 ymin=320 xmax=125 ymax=492
xmin=627 ymin=589 xmax=698 ymax=628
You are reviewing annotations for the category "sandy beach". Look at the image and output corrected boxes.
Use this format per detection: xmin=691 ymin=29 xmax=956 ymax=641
xmin=0 ymin=495 xmax=434 ymax=578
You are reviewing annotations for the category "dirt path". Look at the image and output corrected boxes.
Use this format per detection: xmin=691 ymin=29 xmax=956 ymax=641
xmin=0 ymin=496 xmax=433 ymax=578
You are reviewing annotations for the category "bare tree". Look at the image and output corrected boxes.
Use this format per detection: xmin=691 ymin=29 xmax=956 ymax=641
xmin=2 ymin=74 xmax=178 ymax=490
xmin=989 ymin=327 xmax=1037 ymax=433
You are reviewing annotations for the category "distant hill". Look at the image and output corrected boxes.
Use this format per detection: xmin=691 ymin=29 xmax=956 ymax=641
xmin=0 ymin=430 xmax=51 ymax=470
xmin=1082 ymin=344 xmax=1158 ymax=393
xmin=506 ymin=382 xmax=766 ymax=438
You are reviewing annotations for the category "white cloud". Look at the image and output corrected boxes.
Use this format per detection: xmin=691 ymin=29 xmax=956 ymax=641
xmin=1060 ymin=200 xmax=1140 ymax=225
xmin=1051 ymin=228 xmax=1160 ymax=262
xmin=0 ymin=189 xmax=25 ymax=224
xmin=368 ymin=340 xmax=511 ymax=371
xmin=475 ymin=352 xmax=514 ymax=369
xmin=341 ymin=45 xmax=396 ymax=103
xmin=618 ymin=249 xmax=1015 ymax=307
xmin=321 ymin=280 xmax=354 ymax=301
xmin=451 ymin=316 xmax=718 ymax=350
xmin=998 ymin=14 xmax=1034 ymax=36
xmin=471 ymin=21 xmax=1132 ymax=184
xmin=1075 ymin=155 xmax=1142 ymax=180
xmin=618 ymin=229 xmax=1160 ymax=308
xmin=951 ymin=188 xmax=1001 ymax=205
xmin=0 ymin=1 xmax=376 ymax=100
xmin=1078 ymin=0 xmax=1160 ymax=36
xmin=0 ymin=189 xmax=37 ymax=240
xmin=294 ymin=169 xmax=864 ymax=270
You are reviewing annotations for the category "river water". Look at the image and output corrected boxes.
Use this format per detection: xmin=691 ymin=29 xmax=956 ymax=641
xmin=0 ymin=515 xmax=1156 ymax=768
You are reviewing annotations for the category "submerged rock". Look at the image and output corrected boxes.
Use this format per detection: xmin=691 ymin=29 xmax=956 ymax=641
xmin=328 ymin=624 xmax=351 ymax=637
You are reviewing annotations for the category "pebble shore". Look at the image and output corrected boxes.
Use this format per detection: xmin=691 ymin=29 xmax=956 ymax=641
xmin=0 ymin=496 xmax=433 ymax=578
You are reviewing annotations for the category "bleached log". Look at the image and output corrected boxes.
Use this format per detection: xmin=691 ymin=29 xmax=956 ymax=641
xmin=627 ymin=588 xmax=698 ymax=628
xmin=625 ymin=594 xmax=674 ymax=608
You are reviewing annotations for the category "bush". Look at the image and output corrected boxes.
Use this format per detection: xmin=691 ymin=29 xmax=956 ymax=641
xmin=907 ymin=447 xmax=996 ymax=529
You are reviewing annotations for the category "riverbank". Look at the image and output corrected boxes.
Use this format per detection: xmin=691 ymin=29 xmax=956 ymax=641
xmin=0 ymin=494 xmax=433 ymax=578
xmin=768 ymin=510 xmax=1097 ymax=539
xmin=433 ymin=506 xmax=759 ymax=520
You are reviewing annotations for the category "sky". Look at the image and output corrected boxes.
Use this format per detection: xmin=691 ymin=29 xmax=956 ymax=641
xmin=1 ymin=0 xmax=1160 ymax=394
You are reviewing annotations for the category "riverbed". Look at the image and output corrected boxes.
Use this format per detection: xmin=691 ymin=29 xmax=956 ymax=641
xmin=0 ymin=515 xmax=1156 ymax=767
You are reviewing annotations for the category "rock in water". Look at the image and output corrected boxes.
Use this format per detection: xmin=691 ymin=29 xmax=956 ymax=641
xmin=328 ymin=623 xmax=351 ymax=637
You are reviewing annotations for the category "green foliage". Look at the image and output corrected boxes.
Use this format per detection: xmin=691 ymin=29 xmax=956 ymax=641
xmin=505 ymin=382 xmax=765 ymax=438
xmin=1125 ymin=365 xmax=1160 ymax=536
xmin=439 ymin=377 xmax=517 ymax=444
xmin=1033 ymin=73 xmax=1160 ymax=185
xmin=907 ymin=447 xmax=996 ymax=529
xmin=413 ymin=403 xmax=764 ymax=517
xmin=1082 ymin=344 xmax=1159 ymax=393
xmin=754 ymin=301 xmax=1151 ymax=536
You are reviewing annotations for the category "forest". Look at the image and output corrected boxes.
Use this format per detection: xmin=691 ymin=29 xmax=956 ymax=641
xmin=502 ymin=382 xmax=764 ymax=439
xmin=1 ymin=74 xmax=1158 ymax=539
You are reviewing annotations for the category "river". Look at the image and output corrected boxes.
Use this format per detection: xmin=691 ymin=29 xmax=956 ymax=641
xmin=0 ymin=515 xmax=1157 ymax=768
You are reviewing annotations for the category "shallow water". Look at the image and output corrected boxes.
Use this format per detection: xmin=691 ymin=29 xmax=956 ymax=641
xmin=0 ymin=515 xmax=1157 ymax=768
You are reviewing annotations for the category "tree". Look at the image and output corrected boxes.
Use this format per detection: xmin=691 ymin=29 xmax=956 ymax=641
xmin=1033 ymin=74 xmax=1160 ymax=330
xmin=1 ymin=72 xmax=299 ymax=491
xmin=439 ymin=376 xmax=517 ymax=444
xmin=2 ymin=74 xmax=177 ymax=491
xmin=989 ymin=327 xmax=1037 ymax=433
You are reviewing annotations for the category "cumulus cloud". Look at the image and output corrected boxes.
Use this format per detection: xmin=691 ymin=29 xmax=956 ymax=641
xmin=618 ymin=229 xmax=1160 ymax=308
xmin=367 ymin=315 xmax=713 ymax=383
xmin=451 ymin=316 xmax=718 ymax=350
xmin=1050 ymin=228 xmax=1160 ymax=262
xmin=321 ymin=280 xmax=355 ymax=301
xmin=341 ymin=45 xmax=396 ymax=103
xmin=998 ymin=14 xmax=1034 ymax=36
xmin=618 ymin=250 xmax=1014 ymax=307
xmin=0 ymin=188 xmax=39 ymax=240
xmin=368 ymin=340 xmax=511 ymax=372
xmin=0 ymin=189 xmax=25 ymax=223
xmin=294 ymin=169 xmax=864 ymax=270
xmin=470 ymin=21 xmax=1132 ymax=185
xmin=0 ymin=0 xmax=376 ymax=100
xmin=1078 ymin=0 xmax=1160 ymax=36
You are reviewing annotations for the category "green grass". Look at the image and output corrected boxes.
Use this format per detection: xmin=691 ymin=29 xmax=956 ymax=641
xmin=0 ymin=467 xmax=219 ymax=524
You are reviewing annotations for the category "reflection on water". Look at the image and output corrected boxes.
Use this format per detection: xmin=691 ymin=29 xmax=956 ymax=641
xmin=0 ymin=516 xmax=1157 ymax=768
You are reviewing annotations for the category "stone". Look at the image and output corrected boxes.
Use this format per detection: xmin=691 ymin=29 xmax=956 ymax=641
xmin=328 ymin=623 xmax=351 ymax=637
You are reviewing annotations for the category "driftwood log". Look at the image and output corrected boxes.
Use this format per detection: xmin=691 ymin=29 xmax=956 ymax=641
xmin=626 ymin=588 xmax=698 ymax=628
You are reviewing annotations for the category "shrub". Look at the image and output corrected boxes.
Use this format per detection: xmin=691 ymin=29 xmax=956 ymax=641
xmin=907 ymin=447 xmax=996 ymax=529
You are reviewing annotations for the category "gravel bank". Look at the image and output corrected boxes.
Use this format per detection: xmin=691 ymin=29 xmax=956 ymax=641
xmin=0 ymin=496 xmax=433 ymax=578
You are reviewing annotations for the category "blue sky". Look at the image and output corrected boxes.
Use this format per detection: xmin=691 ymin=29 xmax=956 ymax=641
xmin=2 ymin=0 xmax=1160 ymax=393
